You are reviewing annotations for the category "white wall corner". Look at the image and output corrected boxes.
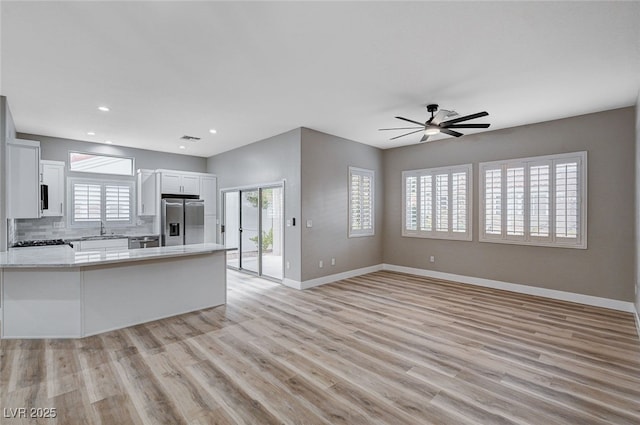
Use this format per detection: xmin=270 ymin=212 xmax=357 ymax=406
xmin=381 ymin=264 xmax=636 ymax=313
xmin=282 ymin=278 xmax=303 ymax=290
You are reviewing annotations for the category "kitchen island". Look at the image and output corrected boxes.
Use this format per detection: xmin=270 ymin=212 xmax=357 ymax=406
xmin=0 ymin=243 xmax=232 ymax=338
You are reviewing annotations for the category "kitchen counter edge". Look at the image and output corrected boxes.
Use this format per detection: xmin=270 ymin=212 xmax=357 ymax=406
xmin=0 ymin=243 xmax=236 ymax=268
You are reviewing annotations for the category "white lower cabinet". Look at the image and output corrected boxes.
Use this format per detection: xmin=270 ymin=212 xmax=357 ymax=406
xmin=76 ymin=238 xmax=129 ymax=252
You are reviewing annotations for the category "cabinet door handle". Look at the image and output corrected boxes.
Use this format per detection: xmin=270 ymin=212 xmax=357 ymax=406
xmin=142 ymin=203 xmax=145 ymax=214
xmin=60 ymin=202 xmax=63 ymax=214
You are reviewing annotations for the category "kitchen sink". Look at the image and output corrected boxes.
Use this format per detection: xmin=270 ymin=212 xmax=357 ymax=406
xmin=81 ymin=234 xmax=127 ymax=241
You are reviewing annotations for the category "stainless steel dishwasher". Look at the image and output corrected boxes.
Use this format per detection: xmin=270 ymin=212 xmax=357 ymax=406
xmin=128 ymin=235 xmax=160 ymax=249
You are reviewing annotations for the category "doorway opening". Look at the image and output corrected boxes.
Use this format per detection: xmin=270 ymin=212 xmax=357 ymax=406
xmin=222 ymin=184 xmax=284 ymax=281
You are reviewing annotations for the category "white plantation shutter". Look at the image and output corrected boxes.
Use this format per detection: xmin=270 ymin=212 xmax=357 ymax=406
xmin=349 ymin=167 xmax=375 ymax=237
xmin=506 ymin=167 xmax=525 ymax=237
xmin=419 ymin=175 xmax=432 ymax=231
xmin=405 ymin=175 xmax=417 ymax=231
xmin=484 ymin=168 xmax=502 ymax=235
xmin=480 ymin=152 xmax=586 ymax=248
xmin=451 ymin=172 xmax=467 ymax=233
xmin=73 ymin=183 xmax=101 ymax=222
xmin=435 ymin=174 xmax=449 ymax=232
xmin=402 ymin=164 xmax=472 ymax=240
xmin=555 ymin=162 xmax=579 ymax=239
xmin=529 ymin=164 xmax=550 ymax=238
xmin=70 ymin=178 xmax=134 ymax=226
xmin=105 ymin=185 xmax=131 ymax=221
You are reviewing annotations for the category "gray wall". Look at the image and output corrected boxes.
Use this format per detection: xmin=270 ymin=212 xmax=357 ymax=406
xmin=206 ymin=128 xmax=302 ymax=282
xmin=17 ymin=133 xmax=207 ymax=172
xmin=384 ymin=107 xmax=635 ymax=302
xmin=300 ymin=128 xmax=383 ymax=281
xmin=635 ymin=95 xmax=640 ymax=316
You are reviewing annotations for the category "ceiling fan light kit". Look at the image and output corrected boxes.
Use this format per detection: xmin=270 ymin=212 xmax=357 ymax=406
xmin=380 ymin=103 xmax=490 ymax=143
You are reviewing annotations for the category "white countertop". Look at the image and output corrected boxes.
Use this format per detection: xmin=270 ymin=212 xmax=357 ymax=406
xmin=0 ymin=243 xmax=233 ymax=268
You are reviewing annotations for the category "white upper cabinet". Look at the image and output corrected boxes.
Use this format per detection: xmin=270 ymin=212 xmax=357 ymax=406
xmin=137 ymin=169 xmax=157 ymax=216
xmin=158 ymin=170 xmax=200 ymax=196
xmin=160 ymin=172 xmax=182 ymax=194
xmin=41 ymin=160 xmax=65 ymax=217
xmin=182 ymin=175 xmax=200 ymax=196
xmin=7 ymin=139 xmax=41 ymax=219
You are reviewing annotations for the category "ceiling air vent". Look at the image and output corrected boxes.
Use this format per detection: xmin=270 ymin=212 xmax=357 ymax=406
xmin=180 ymin=135 xmax=201 ymax=141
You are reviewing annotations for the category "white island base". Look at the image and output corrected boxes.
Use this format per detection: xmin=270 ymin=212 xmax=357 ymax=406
xmin=1 ymin=250 xmax=226 ymax=339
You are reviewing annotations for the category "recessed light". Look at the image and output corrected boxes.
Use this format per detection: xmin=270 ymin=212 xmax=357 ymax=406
xmin=105 ymin=140 xmax=113 ymax=144
xmin=87 ymin=131 xmax=96 ymax=136
xmin=98 ymin=106 xmax=110 ymax=112
xmin=179 ymin=145 xmax=186 ymax=150
xmin=209 ymin=129 xmax=217 ymax=134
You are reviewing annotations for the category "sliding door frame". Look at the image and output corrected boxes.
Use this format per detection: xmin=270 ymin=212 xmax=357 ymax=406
xmin=221 ymin=180 xmax=285 ymax=282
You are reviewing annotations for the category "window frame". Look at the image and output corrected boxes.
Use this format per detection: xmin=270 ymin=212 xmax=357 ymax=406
xmin=479 ymin=151 xmax=587 ymax=249
xmin=402 ymin=163 xmax=473 ymax=241
xmin=68 ymin=151 xmax=135 ymax=176
xmin=348 ymin=166 xmax=375 ymax=238
xmin=68 ymin=177 xmax=135 ymax=228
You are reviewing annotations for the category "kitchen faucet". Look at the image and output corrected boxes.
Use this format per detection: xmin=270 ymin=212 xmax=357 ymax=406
xmin=100 ymin=221 xmax=106 ymax=236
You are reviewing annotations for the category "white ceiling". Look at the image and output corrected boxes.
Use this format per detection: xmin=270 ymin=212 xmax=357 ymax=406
xmin=2 ymin=1 xmax=639 ymax=158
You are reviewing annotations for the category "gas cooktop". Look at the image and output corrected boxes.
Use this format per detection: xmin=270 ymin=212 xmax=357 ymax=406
xmin=12 ymin=239 xmax=73 ymax=248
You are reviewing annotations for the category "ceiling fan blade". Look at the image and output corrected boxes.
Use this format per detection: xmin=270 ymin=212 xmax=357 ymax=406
xmin=395 ymin=116 xmax=426 ymax=127
xmin=378 ymin=126 xmax=424 ymax=131
xmin=441 ymin=111 xmax=489 ymax=125
xmin=390 ymin=129 xmax=425 ymax=140
xmin=439 ymin=128 xmax=464 ymax=137
xmin=444 ymin=123 xmax=491 ymax=129
xmin=420 ymin=134 xmax=430 ymax=143
xmin=431 ymin=109 xmax=453 ymax=125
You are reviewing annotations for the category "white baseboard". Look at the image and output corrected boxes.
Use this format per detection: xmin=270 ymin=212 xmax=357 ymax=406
xmin=283 ymin=262 xmax=636 ymax=315
xmin=283 ymin=264 xmax=384 ymax=290
xmin=382 ymin=264 xmax=636 ymax=313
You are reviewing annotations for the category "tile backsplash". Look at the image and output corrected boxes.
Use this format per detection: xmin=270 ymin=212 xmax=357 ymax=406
xmin=13 ymin=216 xmax=155 ymax=243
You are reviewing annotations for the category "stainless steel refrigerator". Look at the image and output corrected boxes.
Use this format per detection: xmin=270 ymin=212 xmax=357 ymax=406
xmin=161 ymin=198 xmax=205 ymax=246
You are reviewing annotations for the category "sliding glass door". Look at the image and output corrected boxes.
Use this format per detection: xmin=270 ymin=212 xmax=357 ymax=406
xmin=240 ymin=190 xmax=260 ymax=273
xmin=261 ymin=187 xmax=283 ymax=280
xmin=222 ymin=184 xmax=284 ymax=281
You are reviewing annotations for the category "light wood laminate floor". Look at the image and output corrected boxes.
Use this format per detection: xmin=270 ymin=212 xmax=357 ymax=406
xmin=1 ymin=270 xmax=639 ymax=424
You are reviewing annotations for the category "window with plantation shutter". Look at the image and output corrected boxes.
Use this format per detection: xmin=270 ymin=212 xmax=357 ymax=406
xmin=70 ymin=178 xmax=134 ymax=226
xmin=349 ymin=167 xmax=375 ymax=237
xmin=480 ymin=151 xmax=586 ymax=248
xmin=402 ymin=164 xmax=472 ymax=241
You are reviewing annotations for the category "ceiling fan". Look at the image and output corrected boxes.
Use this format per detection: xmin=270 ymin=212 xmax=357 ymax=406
xmin=380 ymin=104 xmax=490 ymax=143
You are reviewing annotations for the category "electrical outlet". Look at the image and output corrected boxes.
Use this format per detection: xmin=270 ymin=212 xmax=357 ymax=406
xmin=429 ymin=255 xmax=435 ymax=263
xmin=319 ymin=260 xmax=323 ymax=268
xmin=286 ymin=219 xmax=291 ymax=227
xmin=286 ymin=261 xmax=291 ymax=270
xmin=331 ymin=258 xmax=336 ymax=266
xmin=306 ymin=220 xmax=313 ymax=228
